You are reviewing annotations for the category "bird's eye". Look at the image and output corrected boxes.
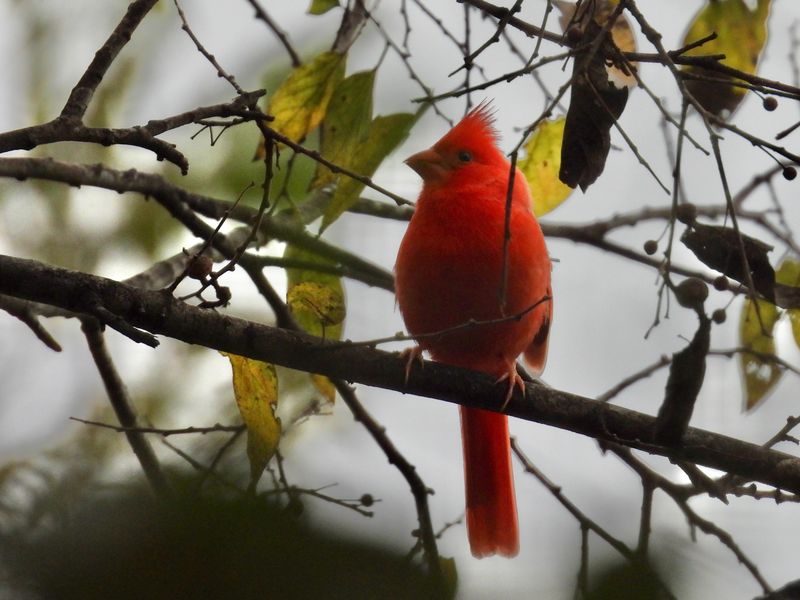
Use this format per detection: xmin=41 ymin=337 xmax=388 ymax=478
xmin=457 ymin=150 xmax=472 ymax=163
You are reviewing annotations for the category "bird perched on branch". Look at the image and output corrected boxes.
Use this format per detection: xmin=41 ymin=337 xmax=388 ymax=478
xmin=395 ymin=103 xmax=552 ymax=558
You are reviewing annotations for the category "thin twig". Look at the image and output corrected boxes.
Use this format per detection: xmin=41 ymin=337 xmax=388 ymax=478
xmin=597 ymin=355 xmax=672 ymax=403
xmin=61 ymin=0 xmax=160 ymax=119
xmin=80 ymin=319 xmax=172 ymax=500
xmin=69 ymin=417 xmax=244 ymax=436
xmin=610 ymin=444 xmax=772 ymax=594
xmin=636 ymin=481 xmax=654 ymax=557
xmin=335 ymin=380 xmax=442 ymax=579
xmin=0 ymin=296 xmax=62 ymax=351
xmin=245 ymin=0 xmax=301 ymax=67
xmin=323 ymin=294 xmax=551 ymax=350
xmin=511 ymin=438 xmax=636 ymax=560
xmin=450 ymin=0 xmax=524 ymax=76
xmin=173 ymin=0 xmax=245 ymax=95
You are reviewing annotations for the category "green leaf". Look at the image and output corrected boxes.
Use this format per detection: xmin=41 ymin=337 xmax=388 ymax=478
xmin=260 ymin=51 xmax=346 ymax=150
xmin=312 ymin=70 xmax=375 ymax=189
xmin=518 ymin=117 xmax=574 ymax=216
xmin=321 ymin=110 xmax=419 ymax=231
xmin=286 ymin=245 xmax=346 ymax=403
xmin=221 ymin=353 xmax=281 ymax=488
xmin=439 ymin=556 xmax=459 ymax=599
xmin=681 ymin=0 xmax=771 ymax=116
xmin=775 ymin=258 xmax=800 ymax=286
xmin=739 ymin=298 xmax=783 ymax=411
xmin=776 ymin=258 xmax=800 ymax=349
xmin=308 ymin=0 xmax=340 ymax=15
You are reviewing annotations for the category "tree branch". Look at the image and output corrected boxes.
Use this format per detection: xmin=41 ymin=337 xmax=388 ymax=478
xmin=466 ymin=0 xmax=800 ymax=101
xmin=0 ymin=157 xmax=394 ymax=292
xmin=81 ymin=318 xmax=172 ymax=499
xmin=3 ymin=254 xmax=800 ymax=495
xmin=0 ymin=90 xmax=265 ymax=174
xmin=61 ymin=0 xmax=160 ymax=119
xmin=245 ymin=0 xmax=302 ymax=67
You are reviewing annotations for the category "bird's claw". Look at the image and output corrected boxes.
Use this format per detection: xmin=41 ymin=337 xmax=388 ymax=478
xmin=496 ymin=367 xmax=526 ymax=412
xmin=399 ymin=346 xmax=424 ymax=385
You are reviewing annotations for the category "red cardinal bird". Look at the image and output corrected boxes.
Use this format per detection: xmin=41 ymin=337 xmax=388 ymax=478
xmin=395 ymin=104 xmax=552 ymax=558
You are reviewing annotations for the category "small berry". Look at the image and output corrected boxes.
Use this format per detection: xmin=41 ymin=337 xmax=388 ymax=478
xmin=763 ymin=96 xmax=778 ymax=112
xmin=713 ymin=275 xmax=729 ymax=291
xmin=644 ymin=240 xmax=658 ymax=255
xmin=566 ymin=27 xmax=583 ymax=44
xmin=676 ymin=203 xmax=698 ymax=225
xmin=783 ymin=166 xmax=797 ymax=181
xmin=360 ymin=494 xmax=374 ymax=507
xmin=217 ymin=286 xmax=232 ymax=304
xmin=675 ymin=277 xmax=708 ymax=309
xmin=186 ymin=254 xmax=213 ymax=280
xmin=712 ymin=308 xmax=727 ymax=324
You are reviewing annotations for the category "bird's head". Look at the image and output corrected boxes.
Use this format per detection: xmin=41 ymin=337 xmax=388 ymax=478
xmin=405 ymin=102 xmax=507 ymax=185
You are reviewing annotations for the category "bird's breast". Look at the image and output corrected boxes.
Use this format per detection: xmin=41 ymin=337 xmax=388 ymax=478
xmin=395 ymin=189 xmax=550 ymax=373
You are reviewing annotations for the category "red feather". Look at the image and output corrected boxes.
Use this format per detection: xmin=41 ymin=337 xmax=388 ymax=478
xmin=395 ymin=104 xmax=552 ymax=557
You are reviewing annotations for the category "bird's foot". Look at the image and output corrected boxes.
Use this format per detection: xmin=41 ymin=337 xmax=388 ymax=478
xmin=495 ymin=367 xmax=526 ymax=412
xmin=399 ymin=346 xmax=424 ymax=385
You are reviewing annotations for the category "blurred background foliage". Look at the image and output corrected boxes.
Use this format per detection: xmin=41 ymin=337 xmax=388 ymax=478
xmin=1 ymin=476 xmax=440 ymax=600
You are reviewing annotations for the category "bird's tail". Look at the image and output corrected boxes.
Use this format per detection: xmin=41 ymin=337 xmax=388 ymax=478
xmin=459 ymin=406 xmax=519 ymax=558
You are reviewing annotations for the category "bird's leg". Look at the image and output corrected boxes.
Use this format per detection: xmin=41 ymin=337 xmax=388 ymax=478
xmin=399 ymin=346 xmax=425 ymax=385
xmin=496 ymin=364 xmax=526 ymax=412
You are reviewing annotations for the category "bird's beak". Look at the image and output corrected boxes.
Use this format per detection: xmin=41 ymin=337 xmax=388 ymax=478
xmin=405 ymin=148 xmax=447 ymax=183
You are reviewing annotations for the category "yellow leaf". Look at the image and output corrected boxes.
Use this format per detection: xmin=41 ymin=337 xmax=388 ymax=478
xmin=681 ymin=0 xmax=771 ymax=117
xmin=519 ymin=117 xmax=574 ymax=216
xmin=787 ymin=310 xmax=800 ymax=352
xmin=321 ymin=110 xmax=419 ymax=231
xmin=308 ymin=0 xmax=339 ymax=15
xmin=312 ymin=70 xmax=375 ymax=189
xmin=738 ymin=298 xmax=782 ymax=411
xmin=287 ymin=281 xmax=346 ymax=337
xmin=221 ymin=353 xmax=280 ymax=487
xmin=310 ymin=373 xmax=337 ymax=404
xmin=776 ymin=258 xmax=800 ymax=349
xmin=256 ymin=51 xmax=346 ymax=157
xmin=288 ymin=278 xmax=343 ymax=401
xmin=286 ymin=245 xmax=346 ymax=403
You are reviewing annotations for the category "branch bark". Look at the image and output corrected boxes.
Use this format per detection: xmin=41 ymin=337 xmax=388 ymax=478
xmin=2 ymin=253 xmax=800 ymax=494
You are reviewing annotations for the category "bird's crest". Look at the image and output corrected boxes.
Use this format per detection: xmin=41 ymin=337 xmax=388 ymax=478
xmin=437 ymin=101 xmax=500 ymax=151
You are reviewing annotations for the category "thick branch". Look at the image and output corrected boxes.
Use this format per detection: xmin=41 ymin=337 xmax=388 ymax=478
xmin=0 ymin=157 xmax=393 ymax=291
xmin=2 ymin=254 xmax=800 ymax=494
xmin=0 ymin=91 xmax=265 ymax=174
